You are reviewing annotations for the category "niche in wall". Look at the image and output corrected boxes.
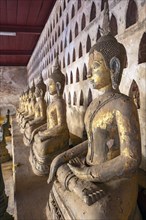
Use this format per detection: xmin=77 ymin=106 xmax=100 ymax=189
xmin=138 ymin=32 xmax=146 ymax=64
xmin=129 ymin=80 xmax=140 ymax=109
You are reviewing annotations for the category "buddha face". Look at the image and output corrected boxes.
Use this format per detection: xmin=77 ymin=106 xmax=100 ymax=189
xmin=48 ymin=79 xmax=57 ymax=95
xmin=88 ymin=51 xmax=111 ymax=90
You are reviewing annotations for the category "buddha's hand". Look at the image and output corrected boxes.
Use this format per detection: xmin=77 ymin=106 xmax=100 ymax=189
xmin=68 ymin=158 xmax=90 ymax=181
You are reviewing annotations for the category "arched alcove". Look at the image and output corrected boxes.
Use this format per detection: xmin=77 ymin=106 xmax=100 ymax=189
xmin=71 ymin=5 xmax=75 ymax=18
xmin=50 ymin=23 xmax=52 ymax=32
xmin=59 ymin=6 xmax=62 ymax=17
xmin=83 ymin=63 xmax=87 ymax=80
xmin=56 ymin=13 xmax=58 ymax=23
xmin=129 ymin=80 xmax=140 ymax=109
xmin=55 ymin=31 xmax=57 ymax=42
xmin=73 ymin=92 xmax=77 ymax=105
xmin=63 ymin=57 xmax=65 ymax=68
xmin=101 ymin=0 xmax=107 ymax=11
xmin=63 ymin=0 xmax=66 ymax=10
xmin=72 ymin=48 xmax=76 ymax=62
xmin=81 ymin=13 xmax=86 ymax=30
xmin=62 ymin=20 xmax=64 ymax=32
xmin=79 ymin=43 xmax=82 ymax=58
xmin=80 ymin=90 xmax=84 ymax=106
xmin=76 ymin=68 xmax=79 ymax=82
xmin=96 ymin=27 xmax=101 ymax=42
xmin=75 ymin=22 xmax=79 ymax=38
xmin=110 ymin=14 xmax=118 ymax=36
xmin=90 ymin=2 xmax=96 ymax=22
xmin=60 ymin=41 xmax=63 ymax=52
xmin=86 ymin=35 xmax=91 ymax=53
xmin=138 ymin=32 xmax=146 ymax=64
xmin=70 ymin=71 xmax=73 ymax=84
xmin=66 ymin=13 xmax=69 ymax=26
xmin=88 ymin=88 xmax=92 ymax=106
xmin=64 ymin=37 xmax=67 ymax=48
xmin=69 ymin=30 xmax=72 ymax=43
xmin=66 ymin=74 xmax=68 ymax=85
xmin=126 ymin=0 xmax=138 ymax=28
xmin=68 ymin=92 xmax=71 ymax=105
xmin=58 ymin=26 xmax=60 ymax=37
xmin=78 ymin=0 xmax=81 ymax=10
xmin=57 ymin=45 xmax=59 ymax=54
xmin=68 ymin=53 xmax=70 ymax=65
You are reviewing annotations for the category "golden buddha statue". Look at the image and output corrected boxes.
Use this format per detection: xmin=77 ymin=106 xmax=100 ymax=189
xmin=17 ymin=88 xmax=29 ymax=125
xmin=23 ymin=74 xmax=47 ymax=147
xmin=46 ymin=4 xmax=142 ymax=220
xmin=30 ymin=57 xmax=69 ymax=176
xmin=16 ymin=92 xmax=25 ymax=122
xmin=20 ymin=80 xmax=36 ymax=133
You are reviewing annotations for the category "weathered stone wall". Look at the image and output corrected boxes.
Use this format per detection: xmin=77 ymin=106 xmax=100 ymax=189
xmin=27 ymin=0 xmax=146 ymax=170
xmin=0 ymin=67 xmax=27 ymax=115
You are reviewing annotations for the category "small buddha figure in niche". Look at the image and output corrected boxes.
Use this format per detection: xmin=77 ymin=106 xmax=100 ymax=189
xmin=30 ymin=57 xmax=69 ymax=176
xmin=18 ymin=88 xmax=30 ymax=125
xmin=20 ymin=80 xmax=36 ymax=133
xmin=23 ymin=74 xmax=47 ymax=147
xmin=46 ymin=4 xmax=142 ymax=220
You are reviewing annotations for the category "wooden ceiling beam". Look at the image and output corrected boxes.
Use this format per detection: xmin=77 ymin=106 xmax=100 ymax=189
xmin=0 ymin=25 xmax=43 ymax=34
xmin=0 ymin=50 xmax=33 ymax=56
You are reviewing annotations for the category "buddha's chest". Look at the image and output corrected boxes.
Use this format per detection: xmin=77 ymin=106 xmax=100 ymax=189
xmin=47 ymin=104 xmax=58 ymax=128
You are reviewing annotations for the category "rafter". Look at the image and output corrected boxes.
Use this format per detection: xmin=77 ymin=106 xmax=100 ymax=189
xmin=0 ymin=25 xmax=43 ymax=35
xmin=0 ymin=50 xmax=33 ymax=56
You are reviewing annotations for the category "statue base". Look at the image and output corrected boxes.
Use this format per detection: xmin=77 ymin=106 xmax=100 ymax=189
xmin=47 ymin=176 xmax=142 ymax=220
xmin=29 ymin=144 xmax=69 ymax=176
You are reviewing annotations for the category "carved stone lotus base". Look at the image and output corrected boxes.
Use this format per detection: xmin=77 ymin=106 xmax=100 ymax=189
xmin=29 ymin=144 xmax=69 ymax=176
xmin=47 ymin=176 xmax=142 ymax=220
xmin=29 ymin=148 xmax=49 ymax=176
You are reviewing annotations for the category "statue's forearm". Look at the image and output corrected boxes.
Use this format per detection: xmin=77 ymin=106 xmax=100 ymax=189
xmin=88 ymin=154 xmax=140 ymax=182
xmin=47 ymin=140 xmax=88 ymax=184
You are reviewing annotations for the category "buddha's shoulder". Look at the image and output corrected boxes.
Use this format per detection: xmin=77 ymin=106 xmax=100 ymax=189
xmin=112 ymin=93 xmax=136 ymax=112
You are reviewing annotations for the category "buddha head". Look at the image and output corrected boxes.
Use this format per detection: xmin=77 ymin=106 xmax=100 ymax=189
xmin=29 ymin=79 xmax=35 ymax=99
xmin=88 ymin=3 xmax=127 ymax=91
xmin=35 ymin=74 xmax=46 ymax=98
xmin=48 ymin=56 xmax=65 ymax=96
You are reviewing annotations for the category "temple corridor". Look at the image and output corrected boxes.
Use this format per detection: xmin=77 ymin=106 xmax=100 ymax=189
xmin=0 ymin=0 xmax=146 ymax=219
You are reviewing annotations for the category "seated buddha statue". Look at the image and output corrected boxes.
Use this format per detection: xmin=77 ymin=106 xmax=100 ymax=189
xmin=20 ymin=80 xmax=36 ymax=133
xmin=46 ymin=4 xmax=142 ymax=220
xmin=16 ymin=92 xmax=26 ymax=123
xmin=17 ymin=88 xmax=29 ymax=125
xmin=30 ymin=57 xmax=69 ymax=176
xmin=16 ymin=93 xmax=24 ymax=122
xmin=23 ymin=74 xmax=47 ymax=147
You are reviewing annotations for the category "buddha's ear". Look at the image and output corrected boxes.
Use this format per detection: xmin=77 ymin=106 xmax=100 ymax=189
xmin=56 ymin=82 xmax=61 ymax=96
xmin=110 ymin=57 xmax=121 ymax=90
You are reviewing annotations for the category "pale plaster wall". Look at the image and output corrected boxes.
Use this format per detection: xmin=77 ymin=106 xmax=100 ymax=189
xmin=27 ymin=0 xmax=146 ymax=170
xmin=0 ymin=66 xmax=27 ymax=115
